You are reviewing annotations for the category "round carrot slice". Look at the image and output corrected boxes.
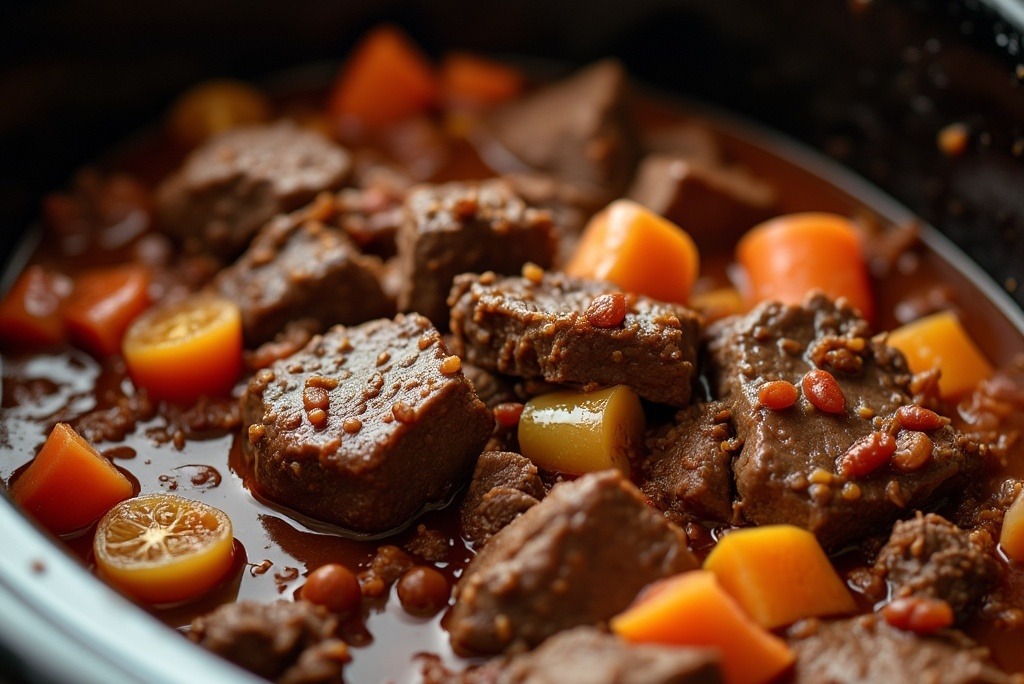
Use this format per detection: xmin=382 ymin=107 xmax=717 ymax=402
xmin=122 ymin=294 xmax=242 ymax=403
xmin=93 ymin=493 xmax=234 ymax=605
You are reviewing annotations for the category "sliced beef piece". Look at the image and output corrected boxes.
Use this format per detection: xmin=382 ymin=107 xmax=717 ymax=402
xmin=242 ymin=314 xmax=493 ymax=534
xmin=158 ymin=122 xmax=351 ymax=258
xmin=706 ymin=294 xmax=975 ymax=550
xmin=488 ymin=627 xmax=721 ymax=684
xmin=627 ymin=155 xmax=776 ymax=253
xmin=448 ymin=470 xmax=696 ymax=655
xmin=788 ymin=615 xmax=1009 ymax=684
xmin=640 ymin=123 xmax=722 ymax=166
xmin=449 ymin=271 xmax=701 ymax=407
xmin=214 ymin=214 xmax=393 ymax=346
xmin=874 ymin=512 xmax=999 ymax=621
xmin=460 ymin=451 xmax=545 ymax=546
xmin=396 ymin=179 xmax=557 ymax=325
xmin=641 ymin=401 xmax=738 ymax=524
xmin=187 ymin=600 xmax=349 ymax=684
xmin=484 ymin=60 xmax=637 ymax=196
xmin=503 ymin=173 xmax=608 ymax=265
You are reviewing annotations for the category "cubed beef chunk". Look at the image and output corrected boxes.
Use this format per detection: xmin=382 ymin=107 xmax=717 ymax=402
xmin=214 ymin=214 xmax=393 ymax=345
xmin=334 ymin=159 xmax=411 ymax=258
xmin=706 ymin=294 xmax=974 ymax=549
xmin=484 ymin=60 xmax=637 ymax=195
xmin=448 ymin=470 xmax=696 ymax=655
xmin=158 ymin=122 xmax=351 ymax=258
xmin=484 ymin=627 xmax=721 ymax=684
xmin=627 ymin=155 xmax=776 ymax=253
xmin=641 ymin=401 xmax=739 ymax=524
xmin=187 ymin=600 xmax=348 ymax=684
xmin=874 ymin=512 xmax=999 ymax=621
xmin=242 ymin=314 xmax=493 ymax=534
xmin=396 ymin=179 xmax=557 ymax=325
xmin=449 ymin=271 xmax=700 ymax=407
xmin=460 ymin=451 xmax=545 ymax=546
xmin=788 ymin=616 xmax=1008 ymax=684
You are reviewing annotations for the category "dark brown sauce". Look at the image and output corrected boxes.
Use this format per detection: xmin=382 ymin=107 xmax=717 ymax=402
xmin=2 ymin=85 xmax=1024 ymax=682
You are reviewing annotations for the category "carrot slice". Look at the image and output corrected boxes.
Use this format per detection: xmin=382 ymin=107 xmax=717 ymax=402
xmin=10 ymin=423 xmax=134 ymax=535
xmin=122 ymin=294 xmax=243 ymax=403
xmin=737 ymin=213 xmax=874 ymax=321
xmin=439 ymin=52 xmax=524 ymax=108
xmin=566 ymin=199 xmax=700 ymax=305
xmin=328 ymin=25 xmax=437 ymax=130
xmin=703 ymin=525 xmax=857 ymax=629
xmin=0 ymin=265 xmax=72 ymax=347
xmin=63 ymin=264 xmax=151 ymax=357
xmin=611 ymin=570 xmax=795 ymax=684
xmin=886 ymin=310 xmax=993 ymax=399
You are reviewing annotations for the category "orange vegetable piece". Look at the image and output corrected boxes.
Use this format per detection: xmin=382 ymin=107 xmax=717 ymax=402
xmin=122 ymin=294 xmax=243 ymax=403
xmin=690 ymin=287 xmax=745 ymax=323
xmin=328 ymin=25 xmax=437 ymax=130
xmin=439 ymin=52 xmax=524 ymax=108
xmin=999 ymin=492 xmax=1024 ymax=562
xmin=93 ymin=493 xmax=234 ymax=605
xmin=566 ymin=199 xmax=700 ymax=305
xmin=10 ymin=423 xmax=133 ymax=535
xmin=168 ymin=79 xmax=272 ymax=147
xmin=612 ymin=570 xmax=795 ymax=684
xmin=0 ymin=265 xmax=72 ymax=347
xmin=886 ymin=310 xmax=993 ymax=399
xmin=737 ymin=212 xmax=874 ymax=322
xmin=703 ymin=525 xmax=857 ymax=629
xmin=63 ymin=264 xmax=151 ymax=357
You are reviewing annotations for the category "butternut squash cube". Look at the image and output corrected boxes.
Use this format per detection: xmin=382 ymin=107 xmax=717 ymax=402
xmin=886 ymin=310 xmax=993 ymax=399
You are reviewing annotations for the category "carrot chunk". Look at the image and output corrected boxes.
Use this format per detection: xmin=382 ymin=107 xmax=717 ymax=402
xmin=737 ymin=212 xmax=874 ymax=321
xmin=10 ymin=423 xmax=133 ymax=535
xmin=703 ymin=525 xmax=857 ymax=629
xmin=328 ymin=25 xmax=437 ymax=130
xmin=63 ymin=264 xmax=151 ymax=357
xmin=999 ymin=492 xmax=1024 ymax=562
xmin=611 ymin=570 xmax=795 ymax=684
xmin=566 ymin=199 xmax=700 ymax=305
xmin=886 ymin=310 xmax=993 ymax=399
xmin=439 ymin=52 xmax=524 ymax=108
xmin=0 ymin=265 xmax=72 ymax=347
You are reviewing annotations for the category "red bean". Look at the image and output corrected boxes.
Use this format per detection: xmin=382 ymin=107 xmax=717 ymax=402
xmin=802 ymin=369 xmax=846 ymax=414
xmin=493 ymin=402 xmax=525 ymax=429
xmin=895 ymin=405 xmax=949 ymax=432
xmin=882 ymin=597 xmax=954 ymax=634
xmin=838 ymin=431 xmax=897 ymax=478
xmin=757 ymin=380 xmax=799 ymax=410
xmin=396 ymin=566 xmax=450 ymax=617
xmin=300 ymin=563 xmax=362 ymax=614
xmin=585 ymin=293 xmax=628 ymax=328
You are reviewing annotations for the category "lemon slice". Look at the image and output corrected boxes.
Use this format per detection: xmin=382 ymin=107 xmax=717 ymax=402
xmin=94 ymin=493 xmax=234 ymax=605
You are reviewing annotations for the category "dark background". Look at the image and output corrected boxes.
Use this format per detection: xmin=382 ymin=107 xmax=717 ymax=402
xmin=0 ymin=0 xmax=1022 ymax=308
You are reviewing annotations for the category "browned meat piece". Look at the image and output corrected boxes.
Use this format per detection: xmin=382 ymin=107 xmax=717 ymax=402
xmin=158 ymin=122 xmax=351 ymax=258
xmin=627 ymin=155 xmax=776 ymax=253
xmin=706 ymin=294 xmax=975 ymax=550
xmin=640 ymin=123 xmax=722 ymax=166
xmin=448 ymin=470 xmax=696 ymax=655
xmin=187 ymin=600 xmax=349 ymax=684
xmin=334 ymin=159 xmax=411 ymax=259
xmin=641 ymin=401 xmax=738 ymax=524
xmin=213 ymin=213 xmax=393 ymax=345
xmin=788 ymin=615 xmax=1009 ymax=684
xmin=449 ymin=271 xmax=700 ymax=407
xmin=484 ymin=60 xmax=637 ymax=196
xmin=396 ymin=179 xmax=556 ymax=325
xmin=460 ymin=451 xmax=545 ymax=545
xmin=874 ymin=512 xmax=999 ymax=621
xmin=242 ymin=314 xmax=493 ymax=534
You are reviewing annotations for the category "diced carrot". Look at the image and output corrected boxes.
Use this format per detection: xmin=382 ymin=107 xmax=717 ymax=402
xmin=439 ymin=52 xmax=524 ymax=108
xmin=1000 ymin=492 xmax=1024 ymax=562
xmin=10 ymin=423 xmax=133 ymax=535
xmin=328 ymin=25 xmax=437 ymax=130
xmin=690 ymin=287 xmax=745 ymax=323
xmin=703 ymin=525 xmax=857 ymax=629
xmin=611 ymin=570 xmax=795 ymax=684
xmin=565 ymin=199 xmax=700 ymax=304
xmin=737 ymin=213 xmax=874 ymax=322
xmin=886 ymin=310 xmax=993 ymax=400
xmin=63 ymin=264 xmax=151 ymax=357
xmin=0 ymin=266 xmax=72 ymax=347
